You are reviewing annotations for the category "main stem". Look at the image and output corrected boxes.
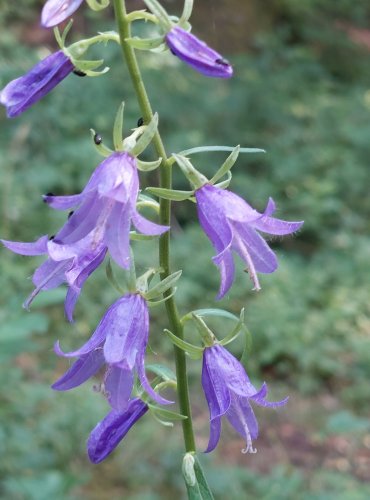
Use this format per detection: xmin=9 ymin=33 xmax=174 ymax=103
xmin=113 ymin=0 xmax=196 ymax=452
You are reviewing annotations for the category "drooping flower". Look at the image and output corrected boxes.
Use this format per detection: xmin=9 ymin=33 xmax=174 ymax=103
xmin=165 ymin=26 xmax=233 ymax=78
xmin=87 ymin=398 xmax=148 ymax=463
xmin=52 ymin=293 xmax=172 ymax=408
xmin=41 ymin=0 xmax=84 ymax=28
xmin=0 ymin=51 xmax=74 ymax=118
xmin=202 ymin=344 xmax=288 ymax=453
xmin=195 ymin=184 xmax=303 ymax=297
xmin=1 ymin=152 xmax=169 ymax=320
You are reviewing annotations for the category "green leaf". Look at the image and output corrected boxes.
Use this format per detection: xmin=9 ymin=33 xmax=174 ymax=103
xmin=163 ymin=329 xmax=203 ymax=358
xmin=137 ymin=158 xmax=162 ymax=172
xmin=178 ymin=145 xmax=265 ymax=156
xmin=146 ymin=187 xmax=194 ymax=201
xmin=146 ymin=363 xmax=176 ymax=382
xmin=148 ymin=405 xmax=188 ymax=421
xmin=183 ymin=454 xmax=215 ymax=500
xmin=182 ymin=308 xmax=241 ymax=324
xmin=193 ymin=456 xmax=215 ymax=500
xmin=125 ymin=36 xmax=164 ymax=50
xmin=130 ymin=113 xmax=158 ymax=156
xmin=145 ymin=270 xmax=182 ymax=300
xmin=113 ymin=102 xmax=125 ymax=151
xmin=210 ymin=146 xmax=239 ymax=184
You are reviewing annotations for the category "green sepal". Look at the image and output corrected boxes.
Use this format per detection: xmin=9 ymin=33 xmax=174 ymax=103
xmin=191 ymin=314 xmax=216 ymax=347
xmin=105 ymin=259 xmax=125 ymax=294
xmin=73 ymin=59 xmax=109 ymax=76
xmin=90 ymin=129 xmax=113 ymax=157
xmin=125 ymin=36 xmax=164 ymax=50
xmin=54 ymin=21 xmax=73 ymax=50
xmin=146 ymin=363 xmax=176 ymax=382
xmin=163 ymin=329 xmax=203 ymax=358
xmin=113 ymin=102 xmax=125 ymax=151
xmin=136 ymin=196 xmax=160 ymax=214
xmin=137 ymin=158 xmax=162 ymax=172
xmin=172 ymin=154 xmax=208 ymax=189
xmin=130 ymin=113 xmax=158 ymax=156
xmin=144 ymin=270 xmax=182 ymax=300
xmin=126 ymin=10 xmax=159 ymax=24
xmin=147 ymin=287 xmax=178 ymax=307
xmin=129 ymin=231 xmax=158 ymax=241
xmin=146 ymin=186 xmax=194 ymax=201
xmin=179 ymin=0 xmax=194 ymax=26
xmin=142 ymin=0 xmax=172 ymax=30
xmin=210 ymin=146 xmax=239 ymax=184
xmin=214 ymin=170 xmax=232 ymax=190
xmin=219 ymin=308 xmax=247 ymax=346
xmin=148 ymin=404 xmax=187 ymax=421
xmin=176 ymin=145 xmax=265 ymax=159
xmin=182 ymin=308 xmax=241 ymax=324
xmin=86 ymin=0 xmax=110 ymax=11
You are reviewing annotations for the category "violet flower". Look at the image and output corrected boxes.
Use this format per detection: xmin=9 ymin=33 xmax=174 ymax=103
xmin=52 ymin=293 xmax=172 ymax=409
xmin=87 ymin=398 xmax=148 ymax=463
xmin=195 ymin=184 xmax=303 ymax=297
xmin=41 ymin=0 xmax=84 ymax=28
xmin=165 ymin=26 xmax=233 ymax=78
xmin=202 ymin=344 xmax=288 ymax=454
xmin=1 ymin=152 xmax=168 ymax=320
xmin=0 ymin=51 xmax=74 ymax=118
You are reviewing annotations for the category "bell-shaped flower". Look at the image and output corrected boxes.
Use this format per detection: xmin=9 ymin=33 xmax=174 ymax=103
xmin=195 ymin=184 xmax=303 ymax=297
xmin=52 ymin=293 xmax=172 ymax=409
xmin=1 ymin=152 xmax=169 ymax=320
xmin=202 ymin=344 xmax=288 ymax=453
xmin=87 ymin=398 xmax=148 ymax=463
xmin=165 ymin=26 xmax=233 ymax=78
xmin=41 ymin=0 xmax=84 ymax=28
xmin=0 ymin=51 xmax=74 ymax=118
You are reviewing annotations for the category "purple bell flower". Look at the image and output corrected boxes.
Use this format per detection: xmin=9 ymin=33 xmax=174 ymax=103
xmin=195 ymin=184 xmax=303 ymax=297
xmin=52 ymin=293 xmax=173 ymax=409
xmin=87 ymin=398 xmax=148 ymax=463
xmin=41 ymin=0 xmax=84 ymax=28
xmin=202 ymin=344 xmax=288 ymax=454
xmin=1 ymin=152 xmax=169 ymax=320
xmin=0 ymin=50 xmax=74 ymax=118
xmin=165 ymin=26 xmax=233 ymax=78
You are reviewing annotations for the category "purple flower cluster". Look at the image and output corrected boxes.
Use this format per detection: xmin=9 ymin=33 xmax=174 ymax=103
xmin=195 ymin=184 xmax=303 ymax=297
xmin=1 ymin=152 xmax=168 ymax=321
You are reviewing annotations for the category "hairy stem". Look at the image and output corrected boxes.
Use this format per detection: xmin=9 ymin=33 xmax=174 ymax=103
xmin=113 ymin=0 xmax=196 ymax=452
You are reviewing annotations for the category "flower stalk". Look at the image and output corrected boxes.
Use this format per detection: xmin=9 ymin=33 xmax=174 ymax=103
xmin=112 ymin=0 xmax=196 ymax=453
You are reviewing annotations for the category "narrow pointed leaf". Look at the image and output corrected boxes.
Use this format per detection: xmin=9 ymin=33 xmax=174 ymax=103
xmin=145 ymin=270 xmax=182 ymax=300
xmin=142 ymin=0 xmax=172 ymax=29
xmin=129 ymin=231 xmax=157 ymax=241
xmin=163 ymin=329 xmax=203 ymax=357
xmin=210 ymin=146 xmax=239 ymax=184
xmin=125 ymin=36 xmax=164 ymax=50
xmin=131 ymin=113 xmax=158 ymax=156
xmin=147 ymin=287 xmax=178 ymax=307
xmin=179 ymin=0 xmax=194 ymax=25
xmin=146 ymin=187 xmax=193 ymax=201
xmin=177 ymin=145 xmax=265 ymax=157
xmin=137 ymin=158 xmax=162 ymax=172
xmin=193 ymin=456 xmax=215 ymax=500
xmin=214 ymin=171 xmax=232 ymax=189
xmin=113 ymin=102 xmax=125 ymax=151
xmin=219 ymin=309 xmax=246 ymax=346
xmin=182 ymin=308 xmax=241 ymax=324
xmin=146 ymin=364 xmax=176 ymax=382
xmin=148 ymin=405 xmax=188 ymax=421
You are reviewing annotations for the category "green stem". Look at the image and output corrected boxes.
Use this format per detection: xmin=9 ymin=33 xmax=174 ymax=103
xmin=113 ymin=0 xmax=196 ymax=453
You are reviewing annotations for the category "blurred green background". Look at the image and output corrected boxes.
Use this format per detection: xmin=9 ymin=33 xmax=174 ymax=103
xmin=1 ymin=0 xmax=370 ymax=498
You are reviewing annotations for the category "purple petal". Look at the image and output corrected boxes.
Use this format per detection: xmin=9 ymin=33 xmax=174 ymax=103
xmin=205 ymin=415 xmax=222 ymax=453
xmin=250 ymin=383 xmax=289 ymax=408
xmin=232 ymin=222 xmax=278 ymax=274
xmin=97 ymin=152 xmax=139 ymax=203
xmin=136 ymin=354 xmax=174 ymax=406
xmin=32 ymin=258 xmax=70 ymax=290
xmin=43 ymin=193 xmax=84 ymax=210
xmin=1 ymin=235 xmax=48 ymax=256
xmin=52 ymin=349 xmax=105 ymax=391
xmin=105 ymin=202 xmax=131 ymax=269
xmin=41 ymin=0 xmax=84 ymax=28
xmin=103 ymin=295 xmax=142 ymax=367
xmin=87 ymin=399 xmax=148 ymax=464
xmin=0 ymin=51 xmax=73 ymax=118
xmin=104 ymin=366 xmax=134 ymax=412
xmin=64 ymin=247 xmax=107 ymax=322
xmin=226 ymin=393 xmax=259 ymax=451
xmin=202 ymin=347 xmax=231 ymax=420
xmin=165 ymin=27 xmax=233 ymax=79
xmin=132 ymin=210 xmax=169 ymax=236
xmin=212 ymin=243 xmax=235 ymax=299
